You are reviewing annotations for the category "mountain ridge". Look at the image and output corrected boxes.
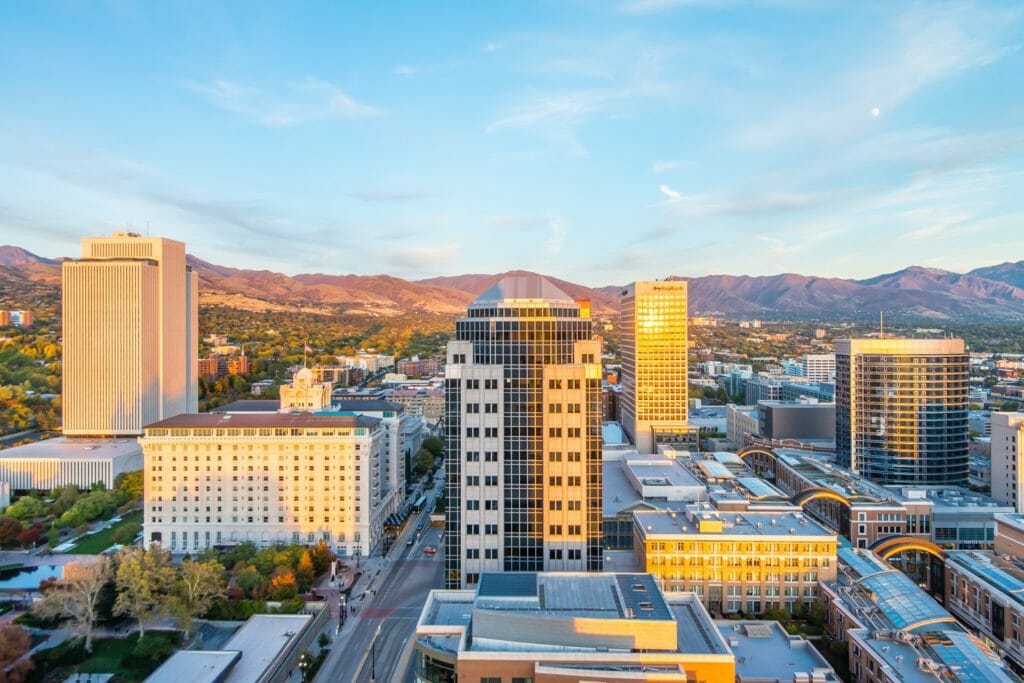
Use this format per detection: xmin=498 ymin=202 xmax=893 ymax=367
xmin=2 ymin=244 xmax=1023 ymax=320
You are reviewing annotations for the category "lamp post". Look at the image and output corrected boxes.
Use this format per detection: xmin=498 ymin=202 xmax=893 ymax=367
xmin=370 ymin=622 xmax=383 ymax=682
xmin=298 ymin=650 xmax=311 ymax=682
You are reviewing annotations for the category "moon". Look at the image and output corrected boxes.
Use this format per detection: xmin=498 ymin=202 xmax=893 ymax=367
xmin=871 ymin=107 xmax=881 ymax=118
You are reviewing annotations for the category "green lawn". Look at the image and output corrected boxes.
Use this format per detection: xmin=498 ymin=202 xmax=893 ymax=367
xmin=64 ymin=510 xmax=143 ymax=554
xmin=30 ymin=632 xmax=179 ymax=683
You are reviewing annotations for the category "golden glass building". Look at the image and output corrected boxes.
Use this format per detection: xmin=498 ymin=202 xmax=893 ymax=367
xmin=62 ymin=232 xmax=197 ymax=436
xmin=835 ymin=338 xmax=969 ymax=486
xmin=620 ymin=281 xmax=694 ymax=453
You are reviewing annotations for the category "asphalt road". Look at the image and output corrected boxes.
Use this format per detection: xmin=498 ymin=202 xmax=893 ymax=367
xmin=316 ymin=503 xmax=445 ymax=682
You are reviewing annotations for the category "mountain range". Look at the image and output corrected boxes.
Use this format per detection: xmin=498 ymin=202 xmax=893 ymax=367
xmin=2 ymin=245 xmax=1024 ymax=320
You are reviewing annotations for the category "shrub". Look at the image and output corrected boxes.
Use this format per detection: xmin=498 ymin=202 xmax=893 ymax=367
xmin=129 ymin=632 xmax=177 ymax=663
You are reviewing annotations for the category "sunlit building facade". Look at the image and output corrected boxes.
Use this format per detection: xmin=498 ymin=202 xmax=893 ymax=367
xmin=835 ymin=338 xmax=969 ymax=486
xmin=62 ymin=232 xmax=197 ymax=436
xmin=620 ymin=281 xmax=694 ymax=453
xmin=141 ymin=413 xmax=385 ymax=556
xmin=444 ymin=276 xmax=603 ymax=589
xmin=634 ymin=507 xmax=837 ymax=615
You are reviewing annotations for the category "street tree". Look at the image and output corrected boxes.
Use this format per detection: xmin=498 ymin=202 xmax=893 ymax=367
xmin=113 ymin=546 xmax=177 ymax=640
xmin=0 ymin=623 xmax=34 ymax=682
xmin=32 ymin=557 xmax=113 ymax=653
xmin=167 ymin=560 xmax=226 ymax=640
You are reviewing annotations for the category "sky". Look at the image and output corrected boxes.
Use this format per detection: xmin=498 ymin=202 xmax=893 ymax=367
xmin=1 ymin=1 xmax=1023 ymax=286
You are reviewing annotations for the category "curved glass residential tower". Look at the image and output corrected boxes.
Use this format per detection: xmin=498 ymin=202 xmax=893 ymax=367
xmin=444 ymin=276 xmax=603 ymax=589
xmin=835 ymin=338 xmax=969 ymax=486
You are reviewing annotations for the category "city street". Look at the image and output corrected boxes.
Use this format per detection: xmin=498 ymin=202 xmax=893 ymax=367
xmin=316 ymin=483 xmax=446 ymax=682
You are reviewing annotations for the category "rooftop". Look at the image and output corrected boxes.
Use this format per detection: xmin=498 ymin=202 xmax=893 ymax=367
xmin=946 ymin=551 xmax=1024 ymax=609
xmin=635 ymin=507 xmax=835 ymax=539
xmin=219 ymin=614 xmax=312 ymax=682
xmin=471 ymin=275 xmax=575 ymax=306
xmin=212 ymin=399 xmax=280 ymax=413
xmin=716 ymin=621 xmax=837 ymax=682
xmin=145 ymin=650 xmax=240 ymax=683
xmin=0 ymin=436 xmax=142 ymax=461
xmin=329 ymin=399 xmax=404 ymax=413
xmin=144 ymin=412 xmax=380 ymax=430
xmin=851 ymin=628 xmax=1019 ymax=682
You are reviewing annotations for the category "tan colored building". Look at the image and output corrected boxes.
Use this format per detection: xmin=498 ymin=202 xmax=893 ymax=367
xmin=620 ymin=281 xmax=694 ymax=453
xmin=992 ymin=412 xmax=1024 ymax=511
xmin=141 ymin=412 xmax=385 ymax=556
xmin=279 ymin=368 xmax=332 ymax=412
xmin=62 ymin=232 xmax=197 ymax=436
xmin=996 ymin=513 xmax=1024 ymax=558
xmin=634 ymin=506 xmax=838 ymax=615
xmin=415 ymin=572 xmax=735 ymax=682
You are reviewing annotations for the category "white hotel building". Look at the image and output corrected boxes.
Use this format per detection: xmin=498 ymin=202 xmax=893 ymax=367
xmin=141 ymin=413 xmax=385 ymax=556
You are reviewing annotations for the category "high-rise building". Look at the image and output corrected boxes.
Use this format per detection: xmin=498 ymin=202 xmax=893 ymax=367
xmin=444 ymin=276 xmax=602 ymax=588
xmin=992 ymin=412 xmax=1024 ymax=511
xmin=62 ymin=232 xmax=197 ymax=436
xmin=835 ymin=338 xmax=969 ymax=486
xmin=619 ymin=281 xmax=693 ymax=453
xmin=802 ymin=353 xmax=835 ymax=383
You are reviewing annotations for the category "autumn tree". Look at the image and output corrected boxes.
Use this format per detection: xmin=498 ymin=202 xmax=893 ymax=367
xmin=268 ymin=565 xmax=298 ymax=600
xmin=32 ymin=557 xmax=113 ymax=653
xmin=295 ymin=551 xmax=315 ymax=591
xmin=0 ymin=517 xmax=22 ymax=547
xmin=167 ymin=560 xmax=225 ymax=640
xmin=113 ymin=546 xmax=177 ymax=640
xmin=0 ymin=624 xmax=34 ymax=682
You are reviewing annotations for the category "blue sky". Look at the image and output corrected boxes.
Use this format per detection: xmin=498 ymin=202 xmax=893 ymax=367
xmin=1 ymin=1 xmax=1022 ymax=286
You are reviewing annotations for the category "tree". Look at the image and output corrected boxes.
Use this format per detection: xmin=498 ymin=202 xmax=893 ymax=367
xmin=16 ymin=523 xmax=44 ymax=548
xmin=167 ymin=560 xmax=225 ymax=640
xmin=0 ymin=623 xmax=34 ymax=682
xmin=4 ymin=496 xmax=46 ymax=522
xmin=0 ymin=517 xmax=22 ymax=546
xmin=113 ymin=522 xmax=142 ymax=546
xmin=296 ymin=551 xmax=315 ymax=591
xmin=114 ymin=470 xmax=144 ymax=500
xmin=412 ymin=448 xmax=435 ymax=476
xmin=32 ymin=557 xmax=113 ymax=654
xmin=268 ymin=566 xmax=298 ymax=600
xmin=113 ymin=546 xmax=177 ymax=640
xmin=422 ymin=436 xmax=444 ymax=457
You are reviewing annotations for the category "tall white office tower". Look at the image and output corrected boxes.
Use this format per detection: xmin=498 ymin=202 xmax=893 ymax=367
xmin=62 ymin=232 xmax=198 ymax=436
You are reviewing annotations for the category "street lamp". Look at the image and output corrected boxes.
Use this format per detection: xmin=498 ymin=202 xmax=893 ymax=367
xmin=370 ymin=622 xmax=382 ymax=682
xmin=298 ymin=650 xmax=311 ymax=682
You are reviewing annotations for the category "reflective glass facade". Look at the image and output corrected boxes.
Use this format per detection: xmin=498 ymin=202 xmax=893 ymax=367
xmin=836 ymin=339 xmax=969 ymax=486
xmin=444 ymin=277 xmax=602 ymax=588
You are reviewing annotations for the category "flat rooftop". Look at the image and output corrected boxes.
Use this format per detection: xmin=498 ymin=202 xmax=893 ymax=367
xmin=946 ymin=551 xmax=1024 ymax=609
xmin=636 ymin=508 xmax=834 ymax=538
xmin=0 ymin=436 xmax=141 ymax=460
xmin=145 ymin=650 xmax=240 ymax=683
xmin=717 ymin=621 xmax=837 ymax=682
xmin=212 ymin=400 xmax=279 ymax=413
xmin=144 ymin=412 xmax=380 ymax=429
xmin=853 ymin=629 xmax=1019 ymax=682
xmin=601 ymin=421 xmax=627 ymax=444
xmin=220 ymin=613 xmax=312 ymax=682
xmin=330 ymin=399 xmax=404 ymax=412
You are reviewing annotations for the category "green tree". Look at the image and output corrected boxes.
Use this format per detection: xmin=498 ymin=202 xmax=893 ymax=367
xmin=4 ymin=496 xmax=46 ymax=522
xmin=115 ymin=470 xmax=144 ymax=500
xmin=422 ymin=436 xmax=444 ymax=457
xmin=113 ymin=546 xmax=177 ymax=640
xmin=32 ymin=556 xmax=113 ymax=654
xmin=412 ymin=448 xmax=435 ymax=476
xmin=167 ymin=560 xmax=226 ymax=640
xmin=113 ymin=523 xmax=142 ymax=546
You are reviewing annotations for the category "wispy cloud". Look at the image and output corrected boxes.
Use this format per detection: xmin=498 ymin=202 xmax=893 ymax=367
xmin=384 ymin=244 xmax=460 ymax=271
xmin=545 ymin=213 xmax=568 ymax=254
xmin=349 ymin=190 xmax=432 ymax=203
xmin=658 ymin=184 xmax=682 ymax=199
xmin=652 ymin=159 xmax=690 ymax=173
xmin=187 ymin=77 xmax=381 ymax=126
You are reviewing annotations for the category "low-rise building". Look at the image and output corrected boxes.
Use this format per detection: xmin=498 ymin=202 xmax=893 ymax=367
xmin=726 ymin=404 xmax=759 ymax=449
xmin=846 ymin=628 xmax=1017 ymax=682
xmin=279 ymin=368 xmax=332 ymax=412
xmin=634 ymin=506 xmax=838 ymax=615
xmin=141 ymin=412 xmax=385 ymax=556
xmin=717 ymin=621 xmax=838 ymax=683
xmin=996 ymin=513 xmax=1024 ymax=557
xmin=146 ymin=610 xmax=327 ymax=683
xmin=945 ymin=549 xmax=1024 ymax=671
xmin=757 ymin=400 xmax=835 ymax=441
xmin=0 ymin=437 xmax=142 ymax=491
xmin=414 ymin=572 xmax=736 ymax=682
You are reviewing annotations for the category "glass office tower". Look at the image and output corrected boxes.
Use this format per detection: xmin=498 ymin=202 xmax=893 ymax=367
xmin=444 ymin=276 xmax=602 ymax=588
xmin=835 ymin=338 xmax=969 ymax=486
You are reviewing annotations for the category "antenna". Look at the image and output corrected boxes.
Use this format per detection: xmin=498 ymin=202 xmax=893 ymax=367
xmin=879 ymin=310 xmax=884 ymax=339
